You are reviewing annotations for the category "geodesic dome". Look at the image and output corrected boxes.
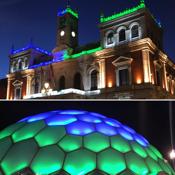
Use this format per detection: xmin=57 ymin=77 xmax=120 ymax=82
xmin=0 ymin=110 xmax=174 ymax=175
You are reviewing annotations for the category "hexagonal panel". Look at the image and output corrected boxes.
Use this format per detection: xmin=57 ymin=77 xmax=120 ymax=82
xmin=46 ymin=114 xmax=77 ymax=126
xmin=145 ymin=147 xmax=158 ymax=161
xmin=118 ymin=128 xmax=133 ymax=141
xmin=1 ymin=139 xmax=38 ymax=175
xmin=146 ymin=157 xmax=162 ymax=174
xmin=130 ymin=141 xmax=147 ymax=158
xmin=12 ymin=121 xmax=45 ymax=143
xmin=98 ymin=148 xmax=126 ymax=174
xmin=58 ymin=135 xmax=82 ymax=152
xmin=0 ymin=137 xmax=12 ymax=161
xmin=125 ymin=152 xmax=149 ymax=174
xmin=77 ymin=114 xmax=102 ymax=123
xmin=84 ymin=133 xmax=110 ymax=152
xmin=64 ymin=149 xmax=96 ymax=175
xmin=96 ymin=123 xmax=117 ymax=136
xmin=158 ymin=159 xmax=172 ymax=175
xmin=35 ymin=126 xmax=66 ymax=147
xmin=66 ymin=121 xmax=95 ymax=135
xmin=0 ymin=122 xmax=25 ymax=140
xmin=111 ymin=135 xmax=131 ymax=153
xmin=31 ymin=145 xmax=64 ymax=175
xmin=149 ymin=145 xmax=163 ymax=159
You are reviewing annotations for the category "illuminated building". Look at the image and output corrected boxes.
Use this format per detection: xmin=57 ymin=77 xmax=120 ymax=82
xmin=5 ymin=0 xmax=175 ymax=99
xmin=0 ymin=110 xmax=174 ymax=175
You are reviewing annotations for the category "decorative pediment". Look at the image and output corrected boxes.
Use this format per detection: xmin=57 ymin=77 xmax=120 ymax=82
xmin=12 ymin=80 xmax=23 ymax=87
xmin=112 ymin=56 xmax=133 ymax=67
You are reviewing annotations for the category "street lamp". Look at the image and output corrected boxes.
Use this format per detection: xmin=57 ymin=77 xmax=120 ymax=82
xmin=41 ymin=82 xmax=53 ymax=95
xmin=170 ymin=149 xmax=175 ymax=160
xmin=169 ymin=149 xmax=175 ymax=170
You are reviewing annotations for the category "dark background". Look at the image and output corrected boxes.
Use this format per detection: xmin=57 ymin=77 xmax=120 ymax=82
xmin=0 ymin=0 xmax=175 ymax=78
xmin=0 ymin=101 xmax=174 ymax=162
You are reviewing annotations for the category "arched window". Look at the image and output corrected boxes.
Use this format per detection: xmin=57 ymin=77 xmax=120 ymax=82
xmin=131 ymin=25 xmax=139 ymax=38
xmin=91 ymin=70 xmax=98 ymax=91
xmin=119 ymin=29 xmax=126 ymax=42
xmin=107 ymin=32 xmax=114 ymax=45
xmin=59 ymin=76 xmax=65 ymax=90
xmin=18 ymin=60 xmax=23 ymax=70
xmin=74 ymin=73 xmax=82 ymax=90
xmin=24 ymin=58 xmax=28 ymax=68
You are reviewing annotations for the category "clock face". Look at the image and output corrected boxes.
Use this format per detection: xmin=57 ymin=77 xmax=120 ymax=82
xmin=71 ymin=31 xmax=76 ymax=37
xmin=60 ymin=30 xmax=65 ymax=37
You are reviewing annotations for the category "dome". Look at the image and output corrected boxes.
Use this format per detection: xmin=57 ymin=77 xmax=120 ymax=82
xmin=0 ymin=110 xmax=174 ymax=175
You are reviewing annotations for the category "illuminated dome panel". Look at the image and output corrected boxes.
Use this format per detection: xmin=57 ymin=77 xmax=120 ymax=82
xmin=0 ymin=110 xmax=174 ymax=175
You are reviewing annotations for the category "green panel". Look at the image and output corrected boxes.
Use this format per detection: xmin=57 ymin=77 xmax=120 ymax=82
xmin=64 ymin=149 xmax=96 ymax=175
xmin=0 ymin=137 xmax=12 ymax=161
xmin=1 ymin=139 xmax=38 ymax=175
xmin=149 ymin=145 xmax=163 ymax=159
xmin=146 ymin=157 xmax=162 ymax=174
xmin=12 ymin=121 xmax=45 ymax=142
xmin=119 ymin=170 xmax=135 ymax=175
xmin=98 ymin=148 xmax=126 ymax=175
xmin=158 ymin=159 xmax=172 ymax=174
xmin=130 ymin=142 xmax=147 ymax=158
xmin=166 ymin=163 xmax=175 ymax=175
xmin=145 ymin=147 xmax=158 ymax=161
xmin=31 ymin=145 xmax=64 ymax=174
xmin=35 ymin=126 xmax=66 ymax=147
xmin=125 ymin=152 xmax=149 ymax=175
xmin=84 ymin=133 xmax=110 ymax=152
xmin=0 ymin=122 xmax=25 ymax=140
xmin=111 ymin=135 xmax=131 ymax=153
xmin=58 ymin=135 xmax=82 ymax=152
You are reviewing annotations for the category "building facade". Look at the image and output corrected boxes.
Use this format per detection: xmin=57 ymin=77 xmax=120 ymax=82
xmin=5 ymin=0 xmax=175 ymax=99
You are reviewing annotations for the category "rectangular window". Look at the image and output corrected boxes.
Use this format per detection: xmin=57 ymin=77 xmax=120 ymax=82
xmin=119 ymin=69 xmax=129 ymax=86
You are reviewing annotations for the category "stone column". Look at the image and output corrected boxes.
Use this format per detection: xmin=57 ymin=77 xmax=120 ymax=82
xmin=98 ymin=59 xmax=106 ymax=89
xmin=163 ymin=62 xmax=168 ymax=91
xmin=142 ymin=49 xmax=151 ymax=83
xmin=6 ymin=79 xmax=11 ymax=100
xmin=26 ymin=75 xmax=33 ymax=96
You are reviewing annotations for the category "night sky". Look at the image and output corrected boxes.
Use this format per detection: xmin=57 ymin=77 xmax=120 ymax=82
xmin=0 ymin=0 xmax=175 ymax=79
xmin=0 ymin=101 xmax=174 ymax=164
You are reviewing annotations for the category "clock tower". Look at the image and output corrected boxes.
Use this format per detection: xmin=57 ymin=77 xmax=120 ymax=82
xmin=53 ymin=5 xmax=79 ymax=52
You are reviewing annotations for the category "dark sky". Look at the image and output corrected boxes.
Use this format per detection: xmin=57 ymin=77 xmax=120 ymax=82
xmin=0 ymin=101 xmax=174 ymax=164
xmin=0 ymin=0 xmax=174 ymax=79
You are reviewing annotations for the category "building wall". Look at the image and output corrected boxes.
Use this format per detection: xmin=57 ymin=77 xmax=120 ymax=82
xmin=0 ymin=79 xmax=7 ymax=99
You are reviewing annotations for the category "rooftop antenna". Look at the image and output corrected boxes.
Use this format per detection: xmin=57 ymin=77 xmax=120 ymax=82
xmin=67 ymin=0 xmax=70 ymax=8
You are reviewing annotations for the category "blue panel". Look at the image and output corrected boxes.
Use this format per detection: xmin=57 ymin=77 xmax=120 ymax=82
xmin=59 ymin=110 xmax=86 ymax=115
xmin=27 ymin=112 xmax=56 ymax=123
xmin=89 ymin=112 xmax=106 ymax=119
xmin=123 ymin=125 xmax=136 ymax=134
xmin=46 ymin=115 xmax=77 ymax=126
xmin=104 ymin=118 xmax=121 ymax=127
xmin=96 ymin=123 xmax=118 ymax=136
xmin=118 ymin=128 xmax=134 ymax=141
xmin=77 ymin=114 xmax=102 ymax=123
xmin=134 ymin=134 xmax=149 ymax=147
xmin=66 ymin=121 xmax=95 ymax=135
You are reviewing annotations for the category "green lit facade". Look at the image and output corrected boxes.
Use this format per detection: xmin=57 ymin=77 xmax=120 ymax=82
xmin=0 ymin=110 xmax=174 ymax=175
